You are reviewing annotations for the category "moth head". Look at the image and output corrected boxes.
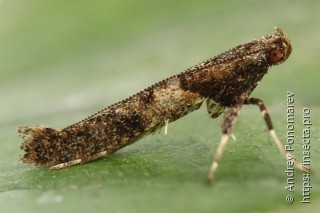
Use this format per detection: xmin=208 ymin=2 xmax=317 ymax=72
xmin=266 ymin=27 xmax=292 ymax=65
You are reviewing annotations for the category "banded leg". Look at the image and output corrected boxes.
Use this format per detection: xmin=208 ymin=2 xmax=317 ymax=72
xmin=207 ymin=102 xmax=243 ymax=184
xmin=244 ymin=97 xmax=310 ymax=172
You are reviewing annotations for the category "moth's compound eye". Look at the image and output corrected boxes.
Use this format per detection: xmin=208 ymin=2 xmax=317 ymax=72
xmin=267 ymin=48 xmax=284 ymax=64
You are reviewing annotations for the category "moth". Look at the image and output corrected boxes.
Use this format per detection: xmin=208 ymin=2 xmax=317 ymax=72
xmin=19 ymin=27 xmax=308 ymax=183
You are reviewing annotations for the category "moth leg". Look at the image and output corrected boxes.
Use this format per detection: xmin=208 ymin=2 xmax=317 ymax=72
xmin=50 ymin=151 xmax=109 ymax=169
xmin=206 ymin=98 xmax=225 ymax=118
xmin=244 ymin=97 xmax=311 ymax=173
xmin=50 ymin=159 xmax=82 ymax=169
xmin=207 ymin=103 xmax=243 ymax=184
xmin=164 ymin=119 xmax=169 ymax=135
xmin=86 ymin=150 xmax=110 ymax=161
xmin=151 ymin=120 xmax=166 ymax=135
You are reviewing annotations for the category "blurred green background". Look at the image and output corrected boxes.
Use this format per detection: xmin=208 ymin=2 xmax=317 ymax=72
xmin=0 ymin=0 xmax=319 ymax=212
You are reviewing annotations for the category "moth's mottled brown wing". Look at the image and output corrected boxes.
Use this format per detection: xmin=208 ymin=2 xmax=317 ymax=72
xmin=19 ymin=28 xmax=292 ymax=169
